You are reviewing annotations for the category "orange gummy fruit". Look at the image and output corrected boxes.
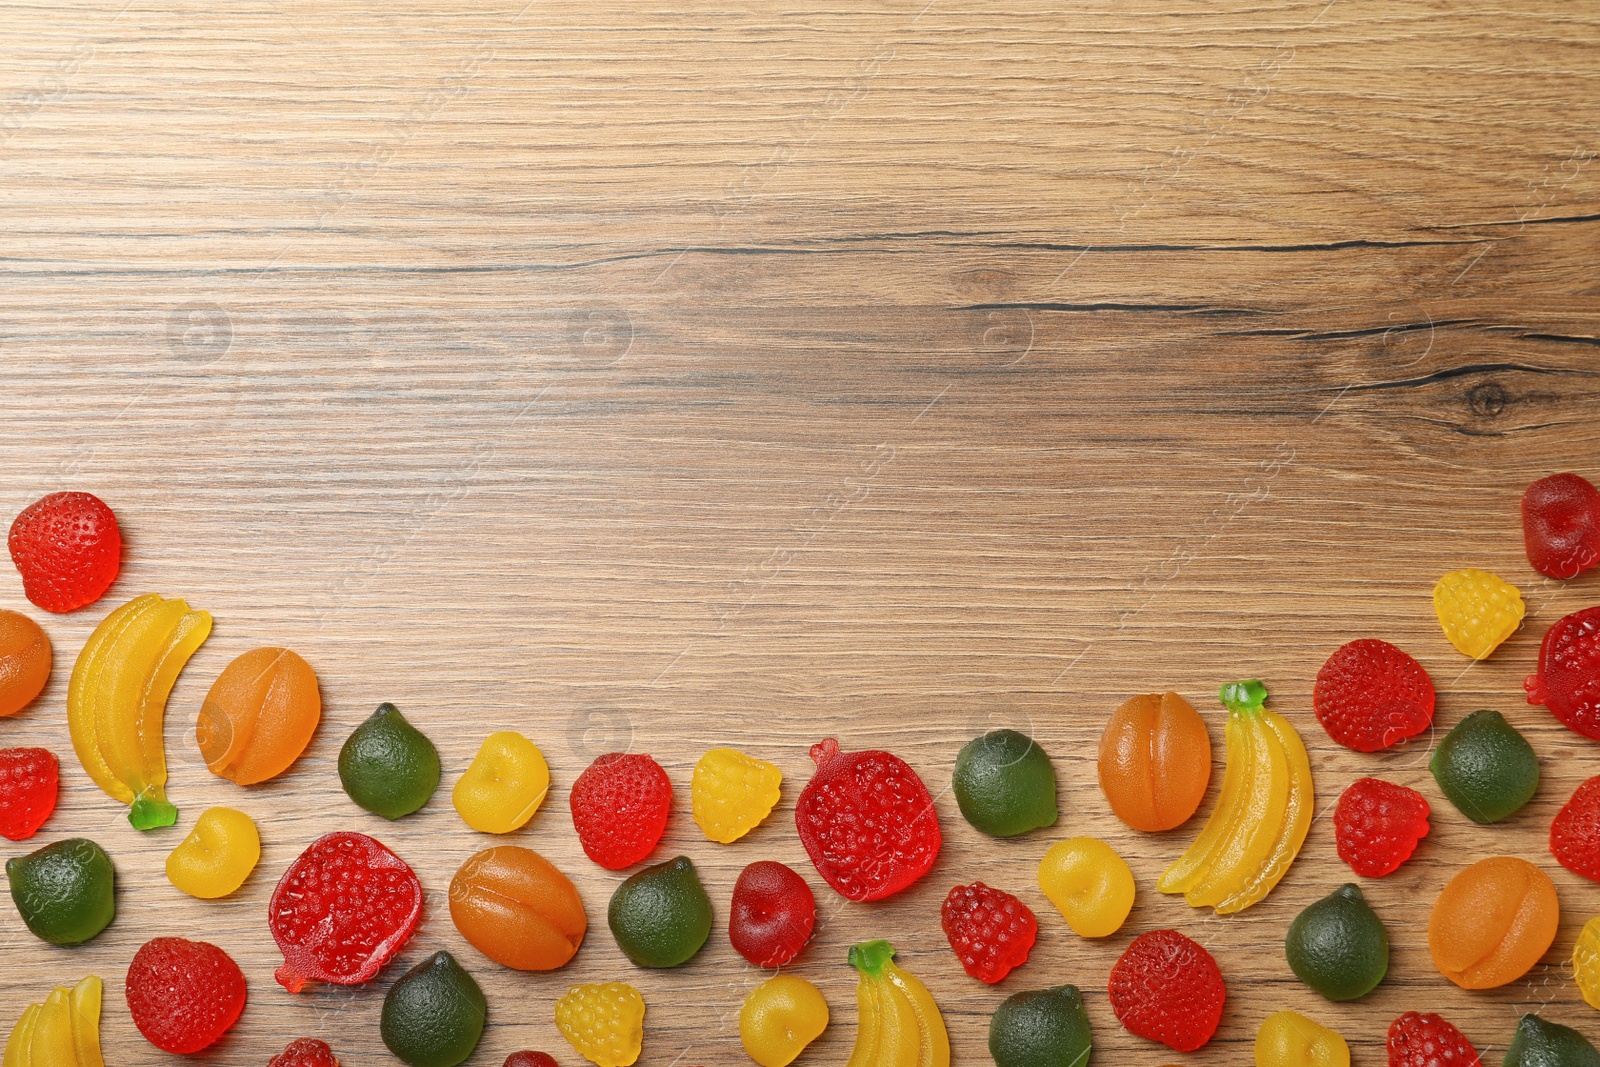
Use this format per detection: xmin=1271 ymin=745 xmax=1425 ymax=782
xmin=197 ymin=647 xmax=321 ymax=785
xmin=450 ymin=845 xmax=587 ymax=971
xmin=1428 ymin=855 xmax=1559 ymax=989
xmin=0 ymin=610 xmax=50 ymax=717
xmin=1098 ymin=691 xmax=1212 ymax=832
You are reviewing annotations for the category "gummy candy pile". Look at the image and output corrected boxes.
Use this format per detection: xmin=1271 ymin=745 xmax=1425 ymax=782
xmin=0 ymin=472 xmax=1598 ymax=1067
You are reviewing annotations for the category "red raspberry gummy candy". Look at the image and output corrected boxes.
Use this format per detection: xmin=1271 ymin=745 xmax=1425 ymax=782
xmin=1525 ymin=606 xmax=1600 ymax=740
xmin=125 ymin=937 xmax=247 ymax=1054
xmin=1108 ymin=929 xmax=1226 ymax=1053
xmin=1334 ymin=777 xmax=1431 ymax=878
xmin=504 ymin=1054 xmax=559 ymax=1067
xmin=7 ymin=491 xmax=122 ymax=613
xmin=1387 ymin=1010 xmax=1482 ymax=1067
xmin=1522 ymin=472 xmax=1600 ymax=580
xmin=0 ymin=747 xmax=58 ymax=841
xmin=269 ymin=831 xmax=423 ymax=992
xmin=268 ymin=1038 xmax=342 ymax=1067
xmin=795 ymin=737 xmax=941 ymax=902
xmin=940 ymin=881 xmax=1037 ymax=984
xmin=729 ymin=860 xmax=817 ymax=967
xmin=569 ymin=752 xmax=672 ymax=869
xmin=1313 ymin=639 xmax=1435 ymax=752
xmin=1550 ymin=774 xmax=1600 ymax=883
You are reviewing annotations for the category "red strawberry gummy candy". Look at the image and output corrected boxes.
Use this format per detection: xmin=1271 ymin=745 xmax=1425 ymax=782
xmin=269 ymin=831 xmax=423 ymax=992
xmin=569 ymin=752 xmax=672 ymax=869
xmin=1525 ymin=606 xmax=1600 ymax=740
xmin=125 ymin=937 xmax=247 ymax=1054
xmin=269 ymin=1038 xmax=342 ymax=1067
xmin=1387 ymin=1010 xmax=1482 ymax=1067
xmin=940 ymin=881 xmax=1037 ymax=984
xmin=795 ymin=737 xmax=942 ymax=901
xmin=7 ymin=491 xmax=122 ymax=613
xmin=1313 ymin=639 xmax=1435 ymax=752
xmin=1334 ymin=777 xmax=1431 ymax=878
xmin=1550 ymin=774 xmax=1600 ymax=883
xmin=1108 ymin=929 xmax=1226 ymax=1053
xmin=504 ymin=1054 xmax=559 ymax=1067
xmin=1522 ymin=472 xmax=1600 ymax=580
xmin=729 ymin=860 xmax=817 ymax=967
xmin=0 ymin=747 xmax=58 ymax=841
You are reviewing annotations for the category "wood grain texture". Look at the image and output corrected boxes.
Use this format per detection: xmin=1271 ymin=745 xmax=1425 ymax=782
xmin=2 ymin=0 xmax=1599 ymax=1062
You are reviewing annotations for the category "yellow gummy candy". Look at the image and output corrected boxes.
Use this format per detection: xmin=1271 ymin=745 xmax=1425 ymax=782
xmin=1255 ymin=1010 xmax=1349 ymax=1067
xmin=166 ymin=807 xmax=261 ymax=899
xmin=453 ymin=731 xmax=550 ymax=834
xmin=1433 ymin=568 xmax=1525 ymax=660
xmin=3 ymin=976 xmax=104 ymax=1067
xmin=691 ymin=747 xmax=782 ymax=844
xmin=1574 ymin=916 xmax=1600 ymax=1011
xmin=740 ymin=975 xmax=828 ymax=1067
xmin=1037 ymin=837 xmax=1136 ymax=938
xmin=556 ymin=982 xmax=646 ymax=1067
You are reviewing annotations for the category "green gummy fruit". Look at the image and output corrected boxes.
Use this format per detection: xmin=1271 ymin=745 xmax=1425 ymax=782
xmin=1430 ymin=709 xmax=1539 ymax=824
xmin=380 ymin=951 xmax=487 ymax=1067
xmin=1284 ymin=883 xmax=1388 ymax=1001
xmin=608 ymin=855 xmax=713 ymax=968
xmin=952 ymin=728 xmax=1058 ymax=838
xmin=6 ymin=838 xmax=116 ymax=946
xmin=339 ymin=702 xmax=442 ymax=819
xmin=1503 ymin=1014 xmax=1600 ymax=1067
xmin=989 ymin=984 xmax=1092 ymax=1067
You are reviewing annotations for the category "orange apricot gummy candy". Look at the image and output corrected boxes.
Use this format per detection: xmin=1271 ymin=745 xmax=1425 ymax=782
xmin=196 ymin=647 xmax=321 ymax=785
xmin=0 ymin=610 xmax=50 ymax=718
xmin=1098 ymin=691 xmax=1212 ymax=832
xmin=1427 ymin=855 xmax=1559 ymax=989
xmin=449 ymin=845 xmax=587 ymax=972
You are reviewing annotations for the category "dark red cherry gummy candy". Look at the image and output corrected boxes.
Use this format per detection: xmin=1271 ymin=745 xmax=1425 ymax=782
xmin=729 ymin=860 xmax=817 ymax=967
xmin=125 ymin=937 xmax=247 ymax=1055
xmin=504 ymin=1054 xmax=559 ymax=1067
xmin=794 ymin=737 xmax=941 ymax=902
xmin=269 ymin=831 xmax=423 ymax=992
xmin=568 ymin=752 xmax=672 ymax=870
xmin=1522 ymin=472 xmax=1600 ymax=580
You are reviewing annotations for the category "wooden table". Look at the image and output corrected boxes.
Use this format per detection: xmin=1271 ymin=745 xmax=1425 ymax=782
xmin=2 ymin=1 xmax=1598 ymax=1063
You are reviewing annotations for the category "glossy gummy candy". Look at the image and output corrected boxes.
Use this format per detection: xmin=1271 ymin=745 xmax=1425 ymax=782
xmin=1503 ymin=1014 xmax=1600 ymax=1067
xmin=166 ymin=806 xmax=260 ymax=899
xmin=1429 ymin=709 xmax=1539 ymax=824
xmin=1108 ymin=929 xmax=1225 ymax=1053
xmin=1524 ymin=606 xmax=1600 ymax=740
xmin=607 ymin=855 xmax=713 ymax=968
xmin=569 ymin=752 xmax=672 ymax=869
xmin=1097 ymin=691 xmax=1210 ymax=832
xmin=1037 ymin=836 xmax=1135 ymax=938
xmin=1312 ymin=639 xmax=1434 ymax=752
xmin=1428 ymin=855 xmax=1558 ymax=989
xmin=1433 ymin=568 xmax=1524 ymax=659
xmin=8 ymin=492 xmax=121 ymax=613
xmin=197 ymin=646 xmax=321 ymax=785
xmin=951 ymin=728 xmax=1057 ymax=838
xmin=268 ymin=1039 xmax=342 ymax=1067
xmin=339 ymin=702 xmax=441 ymax=819
xmin=988 ymin=985 xmax=1092 ymax=1067
xmin=380 ymin=951 xmax=487 ymax=1067
xmin=2 ymin=975 xmax=105 ymax=1067
xmin=844 ymin=940 xmax=950 ymax=1067
xmin=124 ymin=937 xmax=247 ymax=1054
xmin=1551 ymin=775 xmax=1600 ymax=882
xmin=691 ymin=746 xmax=782 ymax=843
xmin=728 ymin=860 xmax=816 ymax=967
xmin=1255 ymin=1010 xmax=1349 ymax=1067
xmin=0 ymin=747 xmax=58 ymax=841
xmin=1386 ymin=1012 xmax=1481 ymax=1067
xmin=449 ymin=845 xmax=586 ymax=971
xmin=940 ymin=881 xmax=1037 ymax=984
xmin=796 ymin=738 xmax=941 ymax=901
xmin=555 ymin=982 xmax=646 ymax=1067
xmin=1574 ymin=917 xmax=1600 ymax=1011
xmin=1284 ymin=884 xmax=1389 ymax=1001
xmin=0 ymin=609 xmax=50 ymax=717
xmin=503 ymin=1055 xmax=558 ymax=1067
xmin=1333 ymin=777 xmax=1430 ymax=877
xmin=1522 ymin=472 xmax=1600 ymax=579
xmin=6 ymin=838 xmax=115 ymax=946
xmin=454 ymin=731 xmax=550 ymax=834
xmin=739 ymin=975 xmax=828 ymax=1067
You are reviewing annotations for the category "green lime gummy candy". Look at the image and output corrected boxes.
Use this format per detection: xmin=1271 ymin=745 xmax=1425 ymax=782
xmin=1430 ymin=709 xmax=1539 ymax=824
xmin=6 ymin=838 xmax=116 ymax=946
xmin=952 ymin=728 xmax=1058 ymax=838
xmin=338 ymin=702 xmax=442 ymax=820
xmin=1285 ymin=883 xmax=1388 ymax=1001
xmin=1503 ymin=1013 xmax=1600 ymax=1067
xmin=989 ymin=984 xmax=1092 ymax=1067
xmin=380 ymin=951 xmax=487 ymax=1067
xmin=607 ymin=855 xmax=713 ymax=968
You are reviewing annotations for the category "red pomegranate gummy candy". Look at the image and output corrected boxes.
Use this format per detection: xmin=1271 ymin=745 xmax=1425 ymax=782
xmin=7 ymin=491 xmax=122 ymax=613
xmin=1522 ymin=472 xmax=1600 ymax=580
xmin=1313 ymin=639 xmax=1435 ymax=752
xmin=729 ymin=860 xmax=817 ymax=967
xmin=1108 ymin=929 xmax=1226 ymax=1052
xmin=1387 ymin=1010 xmax=1482 ymax=1067
xmin=569 ymin=752 xmax=672 ymax=869
xmin=795 ymin=737 xmax=941 ymax=901
xmin=125 ymin=937 xmax=247 ymax=1054
xmin=941 ymin=881 xmax=1037 ymax=984
xmin=1525 ymin=606 xmax=1600 ymax=740
xmin=269 ymin=1038 xmax=342 ymax=1067
xmin=1334 ymin=777 xmax=1431 ymax=878
xmin=1550 ymin=774 xmax=1600 ymax=883
xmin=0 ymin=747 xmax=58 ymax=841
xmin=269 ymin=831 xmax=423 ymax=992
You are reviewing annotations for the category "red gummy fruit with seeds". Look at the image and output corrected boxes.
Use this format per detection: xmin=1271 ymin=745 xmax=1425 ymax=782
xmin=1550 ymin=774 xmax=1600 ymax=883
xmin=0 ymin=747 xmax=58 ymax=841
xmin=7 ymin=491 xmax=122 ymax=613
xmin=504 ymin=1054 xmax=559 ymax=1067
xmin=1525 ymin=606 xmax=1600 ymax=741
xmin=729 ymin=860 xmax=817 ymax=967
xmin=1108 ymin=929 xmax=1226 ymax=1053
xmin=795 ymin=737 xmax=942 ymax=902
xmin=940 ymin=881 xmax=1037 ymax=984
xmin=1522 ymin=472 xmax=1600 ymax=580
xmin=1387 ymin=1010 xmax=1482 ymax=1067
xmin=125 ymin=937 xmax=247 ymax=1054
xmin=569 ymin=752 xmax=672 ymax=870
xmin=268 ymin=1038 xmax=342 ymax=1067
xmin=269 ymin=831 xmax=423 ymax=992
xmin=1313 ymin=638 xmax=1435 ymax=752
xmin=1333 ymin=777 xmax=1431 ymax=878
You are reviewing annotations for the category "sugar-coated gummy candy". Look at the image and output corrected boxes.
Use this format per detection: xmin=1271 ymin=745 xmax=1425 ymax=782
xmin=1037 ymin=837 xmax=1135 ymax=938
xmin=728 ymin=860 xmax=816 ymax=967
xmin=197 ymin=646 xmax=321 ymax=785
xmin=124 ymin=937 xmax=246 ymax=1055
xmin=569 ymin=752 xmax=672 ymax=870
xmin=8 ymin=491 xmax=121 ymax=613
xmin=1428 ymin=855 xmax=1558 ymax=989
xmin=941 ymin=881 xmax=1037 ymax=984
xmin=555 ymin=982 xmax=646 ymax=1067
xmin=1097 ymin=691 xmax=1210 ymax=832
xmin=454 ymin=730 xmax=550 ymax=834
xmin=380 ymin=951 xmax=487 ymax=1067
xmin=0 ymin=610 xmax=50 ymax=717
xmin=449 ymin=845 xmax=586 ymax=971
xmin=338 ymin=702 xmax=441 ymax=819
xmin=739 ymin=974 xmax=828 ymax=1067
xmin=691 ymin=746 xmax=781 ymax=844
xmin=165 ymin=806 xmax=260 ymax=899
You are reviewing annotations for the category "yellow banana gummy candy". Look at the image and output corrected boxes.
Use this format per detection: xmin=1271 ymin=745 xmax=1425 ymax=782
xmin=845 ymin=940 xmax=949 ymax=1067
xmin=2 ymin=975 xmax=104 ymax=1067
xmin=1574 ymin=916 xmax=1600 ymax=1011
